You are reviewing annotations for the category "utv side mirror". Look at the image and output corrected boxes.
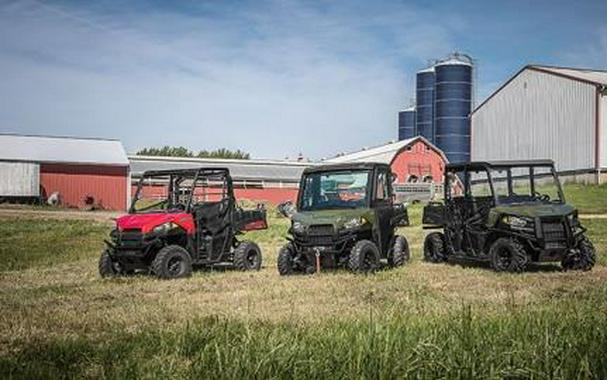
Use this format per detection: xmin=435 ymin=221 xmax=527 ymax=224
xmin=277 ymin=201 xmax=296 ymax=218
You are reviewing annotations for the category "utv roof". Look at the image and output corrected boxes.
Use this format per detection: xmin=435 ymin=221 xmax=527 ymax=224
xmin=302 ymin=162 xmax=390 ymax=174
xmin=447 ymin=160 xmax=555 ymax=171
xmin=141 ymin=167 xmax=230 ymax=177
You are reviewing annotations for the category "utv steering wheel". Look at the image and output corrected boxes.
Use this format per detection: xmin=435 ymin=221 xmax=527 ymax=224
xmin=534 ymin=191 xmax=550 ymax=202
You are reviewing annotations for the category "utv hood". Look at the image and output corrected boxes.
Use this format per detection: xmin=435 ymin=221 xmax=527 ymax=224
xmin=116 ymin=213 xmax=194 ymax=234
xmin=292 ymin=208 xmax=375 ymax=229
xmin=493 ymin=203 xmax=575 ymax=218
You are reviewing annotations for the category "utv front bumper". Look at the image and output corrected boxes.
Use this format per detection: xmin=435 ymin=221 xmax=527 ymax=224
xmin=504 ymin=216 xmax=586 ymax=261
xmin=104 ymin=229 xmax=158 ymax=267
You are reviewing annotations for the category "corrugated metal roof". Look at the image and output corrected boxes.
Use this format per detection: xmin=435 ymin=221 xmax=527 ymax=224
xmin=472 ymin=64 xmax=607 ymax=116
xmin=0 ymin=133 xmax=129 ymax=166
xmin=530 ymin=65 xmax=607 ymax=86
xmin=324 ymin=136 xmax=446 ymax=164
xmin=129 ymin=156 xmax=311 ymax=183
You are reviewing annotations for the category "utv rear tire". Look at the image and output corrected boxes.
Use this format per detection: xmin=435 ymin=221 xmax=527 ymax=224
xmin=562 ymin=236 xmax=596 ymax=271
xmin=233 ymin=241 xmax=262 ymax=271
xmin=349 ymin=240 xmax=380 ymax=273
xmin=423 ymin=232 xmax=447 ymax=263
xmin=390 ymin=235 xmax=410 ymax=267
xmin=277 ymin=243 xmax=297 ymax=276
xmin=489 ymin=238 xmax=528 ymax=273
xmin=99 ymin=251 xmax=123 ymax=278
xmin=151 ymin=245 xmax=192 ymax=279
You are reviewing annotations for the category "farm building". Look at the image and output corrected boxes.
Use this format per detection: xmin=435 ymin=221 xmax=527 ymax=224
xmin=324 ymin=136 xmax=447 ymax=183
xmin=0 ymin=134 xmax=130 ymax=210
xmin=471 ymin=65 xmax=607 ymax=183
xmin=128 ymin=155 xmax=310 ymax=205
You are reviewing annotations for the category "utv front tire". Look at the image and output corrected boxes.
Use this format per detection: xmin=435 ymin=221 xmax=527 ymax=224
xmin=151 ymin=245 xmax=192 ymax=279
xmin=489 ymin=238 xmax=528 ymax=273
xmin=423 ymin=232 xmax=447 ymax=263
xmin=99 ymin=250 xmax=123 ymax=278
xmin=390 ymin=235 xmax=410 ymax=267
xmin=349 ymin=240 xmax=380 ymax=273
xmin=277 ymin=243 xmax=297 ymax=275
xmin=562 ymin=236 xmax=596 ymax=271
xmin=233 ymin=241 xmax=262 ymax=271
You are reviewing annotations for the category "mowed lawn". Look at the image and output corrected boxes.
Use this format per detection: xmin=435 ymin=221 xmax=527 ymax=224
xmin=1 ymin=184 xmax=607 ymax=379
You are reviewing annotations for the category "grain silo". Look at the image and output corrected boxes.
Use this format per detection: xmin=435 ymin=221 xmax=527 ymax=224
xmin=415 ymin=66 xmax=436 ymax=143
xmin=398 ymin=107 xmax=416 ymax=140
xmin=434 ymin=54 xmax=473 ymax=163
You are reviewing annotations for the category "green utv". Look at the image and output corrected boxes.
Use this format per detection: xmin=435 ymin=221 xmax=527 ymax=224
xmin=277 ymin=163 xmax=410 ymax=275
xmin=422 ymin=160 xmax=596 ymax=272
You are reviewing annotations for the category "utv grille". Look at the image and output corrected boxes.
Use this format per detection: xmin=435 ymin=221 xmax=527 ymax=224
xmin=117 ymin=229 xmax=144 ymax=248
xmin=542 ymin=221 xmax=566 ymax=242
xmin=297 ymin=224 xmax=335 ymax=246
xmin=308 ymin=225 xmax=334 ymax=236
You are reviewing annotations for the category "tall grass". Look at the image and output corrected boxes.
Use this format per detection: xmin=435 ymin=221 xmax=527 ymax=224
xmin=0 ymin=218 xmax=108 ymax=272
xmin=2 ymin=301 xmax=606 ymax=379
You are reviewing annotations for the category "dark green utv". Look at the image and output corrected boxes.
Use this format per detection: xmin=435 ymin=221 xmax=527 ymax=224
xmin=422 ymin=160 xmax=596 ymax=272
xmin=277 ymin=163 xmax=410 ymax=275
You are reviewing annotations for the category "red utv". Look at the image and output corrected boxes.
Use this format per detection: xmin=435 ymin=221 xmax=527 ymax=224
xmin=99 ymin=168 xmax=268 ymax=279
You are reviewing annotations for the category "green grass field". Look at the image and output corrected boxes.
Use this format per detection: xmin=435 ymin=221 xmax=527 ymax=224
xmin=1 ymin=184 xmax=607 ymax=379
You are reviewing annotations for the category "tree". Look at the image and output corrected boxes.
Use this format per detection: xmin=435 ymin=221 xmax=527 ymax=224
xmin=137 ymin=146 xmax=250 ymax=159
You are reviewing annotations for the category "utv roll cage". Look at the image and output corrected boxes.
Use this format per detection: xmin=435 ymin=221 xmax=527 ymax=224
xmin=130 ymin=168 xmax=234 ymax=214
xmin=444 ymin=160 xmax=566 ymax=204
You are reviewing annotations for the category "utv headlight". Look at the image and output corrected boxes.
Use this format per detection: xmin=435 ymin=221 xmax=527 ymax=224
xmin=502 ymin=215 xmax=533 ymax=230
xmin=567 ymin=212 xmax=579 ymax=227
xmin=152 ymin=222 xmax=176 ymax=235
xmin=292 ymin=221 xmax=305 ymax=234
xmin=343 ymin=217 xmax=367 ymax=230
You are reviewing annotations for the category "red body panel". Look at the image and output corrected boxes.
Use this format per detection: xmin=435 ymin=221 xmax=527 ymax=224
xmin=116 ymin=213 xmax=195 ymax=234
xmin=241 ymin=219 xmax=268 ymax=231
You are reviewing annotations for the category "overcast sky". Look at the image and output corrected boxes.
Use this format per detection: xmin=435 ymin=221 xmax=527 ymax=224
xmin=1 ymin=0 xmax=606 ymax=159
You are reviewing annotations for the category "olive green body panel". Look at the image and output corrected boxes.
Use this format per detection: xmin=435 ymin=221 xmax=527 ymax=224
xmin=291 ymin=208 xmax=377 ymax=230
xmin=487 ymin=203 xmax=575 ymax=227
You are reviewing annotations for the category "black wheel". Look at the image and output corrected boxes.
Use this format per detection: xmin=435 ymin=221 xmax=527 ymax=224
xmin=562 ymin=236 xmax=596 ymax=271
xmin=423 ymin=232 xmax=447 ymax=263
xmin=151 ymin=245 xmax=192 ymax=279
xmin=348 ymin=240 xmax=380 ymax=273
xmin=277 ymin=243 xmax=297 ymax=275
xmin=489 ymin=238 xmax=529 ymax=273
xmin=233 ymin=241 xmax=262 ymax=271
xmin=390 ymin=235 xmax=410 ymax=267
xmin=98 ymin=250 xmax=124 ymax=278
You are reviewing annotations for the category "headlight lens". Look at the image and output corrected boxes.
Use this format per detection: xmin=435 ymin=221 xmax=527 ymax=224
xmin=567 ymin=212 xmax=579 ymax=227
xmin=343 ymin=217 xmax=366 ymax=230
xmin=502 ymin=215 xmax=533 ymax=230
xmin=292 ymin=221 xmax=305 ymax=234
xmin=152 ymin=222 xmax=176 ymax=234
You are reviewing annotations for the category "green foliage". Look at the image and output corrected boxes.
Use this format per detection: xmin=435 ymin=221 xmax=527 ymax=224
xmin=136 ymin=145 xmax=250 ymax=159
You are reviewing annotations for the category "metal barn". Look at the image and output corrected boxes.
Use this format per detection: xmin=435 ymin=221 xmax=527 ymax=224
xmin=471 ymin=65 xmax=607 ymax=183
xmin=0 ymin=134 xmax=130 ymax=209
xmin=129 ymin=156 xmax=310 ymax=205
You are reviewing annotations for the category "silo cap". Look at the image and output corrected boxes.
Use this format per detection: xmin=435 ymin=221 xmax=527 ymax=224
xmin=435 ymin=58 xmax=473 ymax=67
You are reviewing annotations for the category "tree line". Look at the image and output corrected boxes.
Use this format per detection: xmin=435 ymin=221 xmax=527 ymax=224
xmin=136 ymin=146 xmax=250 ymax=160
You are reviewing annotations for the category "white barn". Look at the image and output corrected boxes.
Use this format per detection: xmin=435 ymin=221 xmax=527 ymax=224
xmin=471 ymin=65 xmax=607 ymax=183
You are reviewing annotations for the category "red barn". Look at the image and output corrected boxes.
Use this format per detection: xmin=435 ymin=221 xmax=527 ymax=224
xmin=0 ymin=134 xmax=130 ymax=210
xmin=324 ymin=136 xmax=447 ymax=184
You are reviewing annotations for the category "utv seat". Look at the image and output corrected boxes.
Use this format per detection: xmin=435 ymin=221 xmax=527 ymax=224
xmin=193 ymin=200 xmax=231 ymax=234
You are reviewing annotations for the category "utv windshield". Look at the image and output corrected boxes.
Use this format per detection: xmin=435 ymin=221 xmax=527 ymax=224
xmin=489 ymin=165 xmax=564 ymax=205
xmin=299 ymin=170 xmax=370 ymax=211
